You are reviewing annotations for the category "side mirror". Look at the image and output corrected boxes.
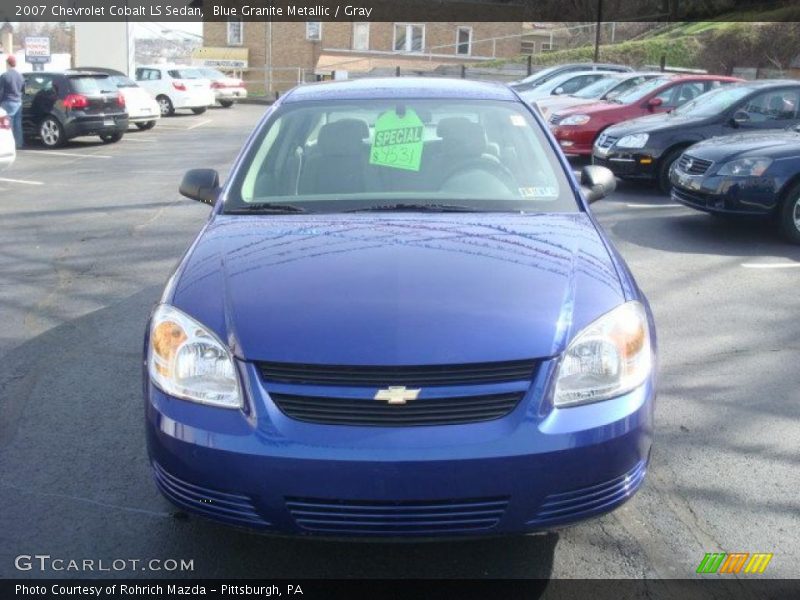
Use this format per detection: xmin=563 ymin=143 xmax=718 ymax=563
xmin=553 ymin=86 xmax=564 ymax=95
xmin=179 ymin=169 xmax=220 ymax=205
xmin=581 ymin=165 xmax=616 ymax=204
xmin=647 ymin=97 xmax=663 ymax=110
xmin=731 ymin=110 xmax=750 ymax=126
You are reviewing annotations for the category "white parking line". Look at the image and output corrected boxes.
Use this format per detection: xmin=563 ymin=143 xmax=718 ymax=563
xmin=188 ymin=119 xmax=212 ymax=130
xmin=741 ymin=262 xmax=800 ymax=269
xmin=625 ymin=203 xmax=682 ymax=209
xmin=0 ymin=177 xmax=44 ymax=185
xmin=123 ymin=137 xmax=157 ymax=143
xmin=19 ymin=150 xmax=112 ymax=159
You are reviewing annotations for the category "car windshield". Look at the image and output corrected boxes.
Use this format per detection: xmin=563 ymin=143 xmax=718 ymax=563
xmin=226 ymin=98 xmax=577 ymax=214
xmin=610 ymin=77 xmax=671 ymax=104
xmin=199 ymin=68 xmax=225 ymax=79
xmin=69 ymin=75 xmax=117 ymax=94
xmin=572 ymin=77 xmax=621 ymax=99
xmin=671 ymin=85 xmax=753 ymax=117
xmin=168 ymin=69 xmax=204 ymax=79
xmin=515 ymin=65 xmax=562 ymax=87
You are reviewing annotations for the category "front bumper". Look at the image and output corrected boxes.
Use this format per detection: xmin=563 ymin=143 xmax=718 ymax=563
xmin=64 ymin=115 xmax=128 ymax=139
xmin=592 ymin=147 xmax=660 ymax=179
xmin=145 ymin=359 xmax=655 ymax=538
xmin=551 ymin=126 xmax=597 ymax=156
xmin=669 ymin=169 xmax=780 ymax=216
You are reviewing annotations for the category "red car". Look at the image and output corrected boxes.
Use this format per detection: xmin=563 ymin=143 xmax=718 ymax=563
xmin=549 ymin=74 xmax=743 ymax=156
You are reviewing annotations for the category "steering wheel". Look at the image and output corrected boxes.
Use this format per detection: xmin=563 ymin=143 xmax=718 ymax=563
xmin=439 ymin=156 xmax=518 ymax=196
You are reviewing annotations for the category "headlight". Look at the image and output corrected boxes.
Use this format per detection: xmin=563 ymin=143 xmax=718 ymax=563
xmin=559 ymin=114 xmax=591 ymax=126
xmin=147 ymin=304 xmax=242 ymax=409
xmin=616 ymin=133 xmax=649 ymax=149
xmin=716 ymin=157 xmax=772 ymax=177
xmin=553 ymin=301 xmax=652 ymax=408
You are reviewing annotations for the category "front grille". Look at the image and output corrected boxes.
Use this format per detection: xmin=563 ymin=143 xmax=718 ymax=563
xmin=678 ymin=154 xmax=713 ymax=175
xmin=152 ymin=462 xmax=270 ymax=527
xmin=528 ymin=460 xmax=646 ymax=526
xmin=286 ymin=496 xmax=509 ymax=535
xmin=271 ymin=392 xmax=525 ymax=426
xmin=258 ymin=360 xmax=537 ymax=387
xmin=597 ymin=133 xmax=618 ymax=148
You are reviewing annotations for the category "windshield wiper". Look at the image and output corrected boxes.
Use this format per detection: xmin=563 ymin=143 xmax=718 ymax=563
xmin=226 ymin=202 xmax=308 ymax=214
xmin=346 ymin=203 xmax=480 ymax=213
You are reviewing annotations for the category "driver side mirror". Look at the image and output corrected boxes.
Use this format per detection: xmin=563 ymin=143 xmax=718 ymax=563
xmin=179 ymin=169 xmax=220 ymax=205
xmin=581 ymin=165 xmax=616 ymax=204
xmin=646 ymin=97 xmax=663 ymax=110
xmin=731 ymin=110 xmax=750 ymax=126
xmin=553 ymin=86 xmax=564 ymax=95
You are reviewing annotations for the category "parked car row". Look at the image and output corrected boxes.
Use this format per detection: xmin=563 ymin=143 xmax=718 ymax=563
xmin=16 ymin=64 xmax=247 ymax=149
xmin=515 ymin=63 xmax=800 ymax=243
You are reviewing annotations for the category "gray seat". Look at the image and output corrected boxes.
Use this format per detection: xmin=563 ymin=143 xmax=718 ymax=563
xmin=299 ymin=119 xmax=369 ymax=195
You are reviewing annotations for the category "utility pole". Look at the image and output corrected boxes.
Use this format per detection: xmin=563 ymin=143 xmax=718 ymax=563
xmin=593 ymin=0 xmax=603 ymax=63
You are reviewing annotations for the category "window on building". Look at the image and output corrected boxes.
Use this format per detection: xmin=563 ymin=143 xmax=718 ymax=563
xmin=541 ymin=41 xmax=556 ymax=52
xmin=393 ymin=23 xmax=425 ymax=53
xmin=353 ymin=22 xmax=370 ymax=51
xmin=456 ymin=26 xmax=472 ymax=56
xmin=306 ymin=22 xmax=322 ymax=41
xmin=521 ymin=40 xmax=536 ymax=55
xmin=227 ymin=20 xmax=243 ymax=46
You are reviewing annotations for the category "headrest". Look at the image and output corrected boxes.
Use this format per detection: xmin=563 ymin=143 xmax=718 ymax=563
xmin=436 ymin=117 xmax=487 ymax=156
xmin=317 ymin=118 xmax=369 ymax=155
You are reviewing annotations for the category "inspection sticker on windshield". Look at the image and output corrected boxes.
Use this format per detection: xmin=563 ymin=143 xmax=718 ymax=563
xmin=370 ymin=109 xmax=425 ymax=171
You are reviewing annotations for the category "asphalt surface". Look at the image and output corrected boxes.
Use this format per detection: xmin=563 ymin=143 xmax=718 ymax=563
xmin=0 ymin=104 xmax=798 ymax=580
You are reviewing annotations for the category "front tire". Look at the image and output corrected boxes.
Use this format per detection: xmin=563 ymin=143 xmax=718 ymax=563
xmin=219 ymin=100 xmax=234 ymax=108
xmin=136 ymin=120 xmax=157 ymax=130
xmin=778 ymin=182 xmax=800 ymax=244
xmin=100 ymin=132 xmax=123 ymax=144
xmin=191 ymin=107 xmax=207 ymax=115
xmin=40 ymin=117 xmax=65 ymax=148
xmin=157 ymin=95 xmax=174 ymax=117
xmin=657 ymin=148 xmax=683 ymax=194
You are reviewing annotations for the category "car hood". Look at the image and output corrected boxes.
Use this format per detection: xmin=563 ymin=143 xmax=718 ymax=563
xmin=687 ymin=130 xmax=800 ymax=161
xmin=605 ymin=112 xmax=707 ymax=136
xmin=537 ymin=96 xmax=595 ymax=116
xmin=167 ymin=214 xmax=626 ymax=365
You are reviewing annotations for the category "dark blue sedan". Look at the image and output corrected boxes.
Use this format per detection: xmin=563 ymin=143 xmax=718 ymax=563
xmin=144 ymin=78 xmax=656 ymax=537
xmin=670 ymin=126 xmax=800 ymax=243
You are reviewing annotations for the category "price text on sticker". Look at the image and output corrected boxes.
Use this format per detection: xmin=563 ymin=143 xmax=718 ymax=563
xmin=370 ymin=109 xmax=425 ymax=172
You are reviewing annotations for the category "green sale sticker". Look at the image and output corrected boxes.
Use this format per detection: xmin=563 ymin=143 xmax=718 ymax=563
xmin=370 ymin=109 xmax=425 ymax=171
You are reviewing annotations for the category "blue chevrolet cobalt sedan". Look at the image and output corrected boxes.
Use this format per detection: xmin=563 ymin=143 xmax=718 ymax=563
xmin=145 ymin=78 xmax=656 ymax=537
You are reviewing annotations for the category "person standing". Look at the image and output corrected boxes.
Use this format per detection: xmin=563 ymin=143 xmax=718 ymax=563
xmin=0 ymin=55 xmax=24 ymax=148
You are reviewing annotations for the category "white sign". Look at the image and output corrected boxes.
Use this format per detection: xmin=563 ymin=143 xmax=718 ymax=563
xmin=25 ymin=37 xmax=51 ymax=64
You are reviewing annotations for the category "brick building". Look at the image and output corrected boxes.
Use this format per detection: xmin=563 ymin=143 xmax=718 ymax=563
xmin=201 ymin=20 xmax=525 ymax=94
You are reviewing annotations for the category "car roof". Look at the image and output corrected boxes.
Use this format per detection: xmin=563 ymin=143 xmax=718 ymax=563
xmin=283 ymin=77 xmax=519 ymax=103
xmin=24 ymin=70 xmax=109 ymax=77
xmin=75 ymin=67 xmax=126 ymax=77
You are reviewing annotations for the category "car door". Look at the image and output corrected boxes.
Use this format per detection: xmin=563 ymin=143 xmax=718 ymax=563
xmin=730 ymin=88 xmax=800 ymax=131
xmin=22 ymin=73 xmax=56 ymax=135
xmin=135 ymin=68 xmax=162 ymax=96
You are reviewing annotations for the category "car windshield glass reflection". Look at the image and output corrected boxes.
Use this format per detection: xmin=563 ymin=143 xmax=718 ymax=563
xmin=671 ymin=85 xmax=752 ymax=117
xmin=227 ymin=99 xmax=576 ymax=214
xmin=610 ymin=77 xmax=669 ymax=104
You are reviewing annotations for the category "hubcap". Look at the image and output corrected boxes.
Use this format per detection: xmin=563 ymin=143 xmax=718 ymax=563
xmin=793 ymin=197 xmax=800 ymax=233
xmin=41 ymin=120 xmax=59 ymax=146
xmin=159 ymin=98 xmax=170 ymax=115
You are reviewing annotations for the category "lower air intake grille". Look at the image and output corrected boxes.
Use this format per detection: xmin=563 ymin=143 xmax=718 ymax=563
xmin=286 ymin=496 xmax=509 ymax=535
xmin=258 ymin=360 xmax=537 ymax=387
xmin=271 ymin=392 xmax=524 ymax=426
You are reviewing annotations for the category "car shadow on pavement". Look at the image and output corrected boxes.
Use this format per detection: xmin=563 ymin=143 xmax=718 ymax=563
xmin=0 ymin=286 xmax=558 ymax=581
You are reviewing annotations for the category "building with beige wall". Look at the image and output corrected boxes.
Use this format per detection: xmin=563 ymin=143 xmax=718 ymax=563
xmin=201 ymin=20 xmax=525 ymax=94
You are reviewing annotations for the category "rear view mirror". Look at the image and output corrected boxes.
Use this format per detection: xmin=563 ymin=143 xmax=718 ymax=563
xmin=179 ymin=169 xmax=220 ymax=205
xmin=732 ymin=110 xmax=750 ymax=125
xmin=647 ymin=97 xmax=663 ymax=110
xmin=581 ymin=165 xmax=616 ymax=204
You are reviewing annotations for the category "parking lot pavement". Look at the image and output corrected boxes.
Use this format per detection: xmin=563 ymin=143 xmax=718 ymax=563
xmin=0 ymin=104 xmax=798 ymax=579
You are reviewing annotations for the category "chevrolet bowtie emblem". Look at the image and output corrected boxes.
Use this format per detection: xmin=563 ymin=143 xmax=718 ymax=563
xmin=374 ymin=386 xmax=421 ymax=405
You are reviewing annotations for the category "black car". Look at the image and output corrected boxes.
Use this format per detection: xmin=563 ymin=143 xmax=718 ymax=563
xmin=669 ymin=127 xmax=800 ymax=243
xmin=593 ymin=80 xmax=800 ymax=192
xmin=22 ymin=71 xmax=129 ymax=148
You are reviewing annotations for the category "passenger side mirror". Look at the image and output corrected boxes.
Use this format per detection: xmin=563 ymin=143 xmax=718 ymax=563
xmin=646 ymin=97 xmax=663 ymax=110
xmin=581 ymin=165 xmax=616 ymax=204
xmin=553 ymin=86 xmax=564 ymax=95
xmin=731 ymin=110 xmax=750 ymax=126
xmin=179 ymin=169 xmax=220 ymax=205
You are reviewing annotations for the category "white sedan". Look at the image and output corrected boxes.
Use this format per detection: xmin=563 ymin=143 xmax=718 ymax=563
xmin=518 ymin=70 xmax=616 ymax=104
xmin=0 ymin=107 xmax=15 ymax=172
xmin=135 ymin=65 xmax=214 ymax=117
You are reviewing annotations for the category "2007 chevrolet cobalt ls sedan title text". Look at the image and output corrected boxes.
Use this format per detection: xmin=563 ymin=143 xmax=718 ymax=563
xmin=144 ymin=78 xmax=656 ymax=538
